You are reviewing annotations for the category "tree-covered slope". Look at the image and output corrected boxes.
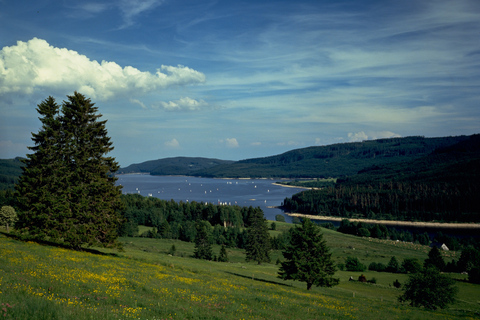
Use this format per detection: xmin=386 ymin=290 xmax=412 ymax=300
xmin=283 ymin=134 xmax=480 ymax=222
xmin=194 ymin=136 xmax=470 ymax=178
xmin=117 ymin=157 xmax=234 ymax=175
xmin=0 ymin=158 xmax=24 ymax=190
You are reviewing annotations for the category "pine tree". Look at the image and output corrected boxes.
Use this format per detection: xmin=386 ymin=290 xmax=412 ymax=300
xmin=278 ymin=219 xmax=339 ymax=290
xmin=218 ymin=244 xmax=228 ymax=262
xmin=194 ymin=220 xmax=213 ymax=260
xmin=424 ymin=246 xmax=445 ymax=271
xmin=15 ymin=93 xmax=123 ymax=248
xmin=245 ymin=207 xmax=271 ymax=264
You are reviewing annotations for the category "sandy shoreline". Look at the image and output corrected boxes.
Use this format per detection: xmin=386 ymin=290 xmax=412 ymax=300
xmin=285 ymin=213 xmax=480 ymax=229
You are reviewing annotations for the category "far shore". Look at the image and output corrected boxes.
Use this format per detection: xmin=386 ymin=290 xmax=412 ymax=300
xmin=285 ymin=213 xmax=480 ymax=229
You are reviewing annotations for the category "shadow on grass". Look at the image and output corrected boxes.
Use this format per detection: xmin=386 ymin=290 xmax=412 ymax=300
xmin=225 ymin=271 xmax=293 ymax=287
xmin=0 ymin=230 xmax=120 ymax=257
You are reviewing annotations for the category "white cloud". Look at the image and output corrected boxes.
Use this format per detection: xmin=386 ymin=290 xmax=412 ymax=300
xmin=152 ymin=97 xmax=210 ymax=112
xmin=348 ymin=131 xmax=401 ymax=142
xmin=223 ymin=138 xmax=239 ymax=148
xmin=0 ymin=38 xmax=205 ymax=100
xmin=130 ymin=99 xmax=147 ymax=110
xmin=164 ymin=138 xmax=180 ymax=148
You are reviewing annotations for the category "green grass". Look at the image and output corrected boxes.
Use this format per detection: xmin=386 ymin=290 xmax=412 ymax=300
xmin=1 ymin=225 xmax=479 ymax=319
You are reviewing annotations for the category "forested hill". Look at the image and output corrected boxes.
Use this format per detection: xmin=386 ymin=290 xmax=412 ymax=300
xmin=283 ymin=134 xmax=480 ymax=223
xmin=123 ymin=135 xmax=469 ymax=178
xmin=117 ymin=157 xmax=234 ymax=175
xmin=0 ymin=158 xmax=24 ymax=190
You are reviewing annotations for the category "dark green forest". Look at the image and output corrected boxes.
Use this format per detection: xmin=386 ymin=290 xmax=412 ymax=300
xmin=283 ymin=134 xmax=480 ymax=223
xmin=117 ymin=135 xmax=470 ymax=178
xmin=0 ymin=158 xmax=24 ymax=190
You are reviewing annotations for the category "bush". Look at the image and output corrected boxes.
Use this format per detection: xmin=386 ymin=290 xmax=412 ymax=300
xmin=393 ymin=279 xmax=401 ymax=288
xmin=399 ymin=267 xmax=458 ymax=310
xmin=275 ymin=214 xmax=286 ymax=222
xmin=368 ymin=277 xmax=377 ymax=284
xmin=345 ymin=256 xmax=366 ymax=272
xmin=369 ymin=262 xmax=386 ymax=272
xmin=358 ymin=274 xmax=367 ymax=282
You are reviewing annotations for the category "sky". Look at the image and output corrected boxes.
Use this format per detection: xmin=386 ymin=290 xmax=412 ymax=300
xmin=1 ymin=0 xmax=479 ymax=167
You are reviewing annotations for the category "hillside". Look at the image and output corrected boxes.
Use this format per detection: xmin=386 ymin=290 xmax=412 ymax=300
xmin=2 ymin=225 xmax=479 ymax=319
xmin=283 ymin=134 xmax=480 ymax=222
xmin=0 ymin=157 xmax=24 ymax=190
xmin=118 ymin=135 xmax=470 ymax=178
xmin=117 ymin=157 xmax=234 ymax=175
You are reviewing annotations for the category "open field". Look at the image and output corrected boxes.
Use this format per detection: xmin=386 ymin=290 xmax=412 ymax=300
xmin=1 ymin=224 xmax=479 ymax=319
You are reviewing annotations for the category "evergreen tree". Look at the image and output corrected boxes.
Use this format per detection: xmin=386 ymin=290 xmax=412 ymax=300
xmin=194 ymin=220 xmax=213 ymax=260
xmin=218 ymin=244 xmax=229 ymax=262
xmin=424 ymin=246 xmax=445 ymax=271
xmin=15 ymin=93 xmax=123 ymax=248
xmin=386 ymin=256 xmax=400 ymax=273
xmin=245 ymin=207 xmax=271 ymax=264
xmin=278 ymin=219 xmax=339 ymax=290
xmin=399 ymin=266 xmax=457 ymax=310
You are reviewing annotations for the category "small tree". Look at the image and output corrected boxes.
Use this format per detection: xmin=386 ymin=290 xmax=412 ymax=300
xmin=345 ymin=256 xmax=366 ymax=272
xmin=386 ymin=256 xmax=400 ymax=273
xmin=399 ymin=267 xmax=457 ymax=310
xmin=401 ymin=258 xmax=422 ymax=274
xmin=424 ymin=246 xmax=445 ymax=271
xmin=0 ymin=206 xmax=17 ymax=232
xmin=278 ymin=219 xmax=339 ymax=290
xmin=245 ymin=208 xmax=271 ymax=264
xmin=218 ymin=244 xmax=229 ymax=262
xmin=194 ymin=220 xmax=213 ymax=260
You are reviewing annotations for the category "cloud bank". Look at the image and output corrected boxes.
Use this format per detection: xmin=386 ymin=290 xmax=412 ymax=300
xmin=0 ymin=38 xmax=205 ymax=100
xmin=153 ymin=97 xmax=210 ymax=112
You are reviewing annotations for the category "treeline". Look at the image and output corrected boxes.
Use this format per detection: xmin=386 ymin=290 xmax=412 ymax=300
xmin=283 ymin=135 xmax=480 ymax=223
xmin=119 ymin=194 xmax=265 ymax=248
xmin=335 ymin=219 xmax=479 ymax=251
xmin=0 ymin=158 xmax=24 ymax=190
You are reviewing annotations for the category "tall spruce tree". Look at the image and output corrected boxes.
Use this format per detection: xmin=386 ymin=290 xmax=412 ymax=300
xmin=194 ymin=220 xmax=213 ymax=260
xmin=15 ymin=93 xmax=123 ymax=248
xmin=245 ymin=207 xmax=271 ymax=264
xmin=278 ymin=219 xmax=339 ymax=290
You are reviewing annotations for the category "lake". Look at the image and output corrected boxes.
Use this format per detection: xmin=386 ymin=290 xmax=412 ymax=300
xmin=116 ymin=174 xmax=305 ymax=222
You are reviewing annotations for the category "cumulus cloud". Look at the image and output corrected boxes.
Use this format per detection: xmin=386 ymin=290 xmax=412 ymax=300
xmin=222 ymin=138 xmax=239 ymax=148
xmin=348 ymin=131 xmax=401 ymax=142
xmin=152 ymin=97 xmax=210 ymax=112
xmin=164 ymin=138 xmax=180 ymax=148
xmin=0 ymin=38 xmax=205 ymax=100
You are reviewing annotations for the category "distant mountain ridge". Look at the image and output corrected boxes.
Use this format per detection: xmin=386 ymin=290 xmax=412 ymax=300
xmin=118 ymin=135 xmax=472 ymax=178
xmin=117 ymin=157 xmax=234 ymax=175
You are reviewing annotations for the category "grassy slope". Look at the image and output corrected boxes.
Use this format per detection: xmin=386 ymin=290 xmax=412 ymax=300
xmin=1 ymin=223 xmax=479 ymax=319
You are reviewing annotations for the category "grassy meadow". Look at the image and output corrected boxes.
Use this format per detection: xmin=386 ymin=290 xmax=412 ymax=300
xmin=1 ymin=222 xmax=479 ymax=319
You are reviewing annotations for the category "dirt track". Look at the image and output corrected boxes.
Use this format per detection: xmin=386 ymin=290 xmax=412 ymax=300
xmin=286 ymin=213 xmax=480 ymax=229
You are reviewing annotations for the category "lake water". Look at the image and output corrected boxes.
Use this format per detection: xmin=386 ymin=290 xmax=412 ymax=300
xmin=116 ymin=175 xmax=305 ymax=222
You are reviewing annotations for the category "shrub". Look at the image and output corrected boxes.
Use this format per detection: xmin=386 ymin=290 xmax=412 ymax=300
xmin=393 ymin=279 xmax=401 ymax=288
xmin=369 ymin=262 xmax=386 ymax=272
xmin=358 ymin=274 xmax=367 ymax=282
xmin=345 ymin=256 xmax=366 ymax=272
xmin=399 ymin=267 xmax=457 ymax=310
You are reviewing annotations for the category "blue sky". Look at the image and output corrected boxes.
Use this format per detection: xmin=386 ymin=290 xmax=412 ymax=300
xmin=1 ymin=0 xmax=479 ymax=166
